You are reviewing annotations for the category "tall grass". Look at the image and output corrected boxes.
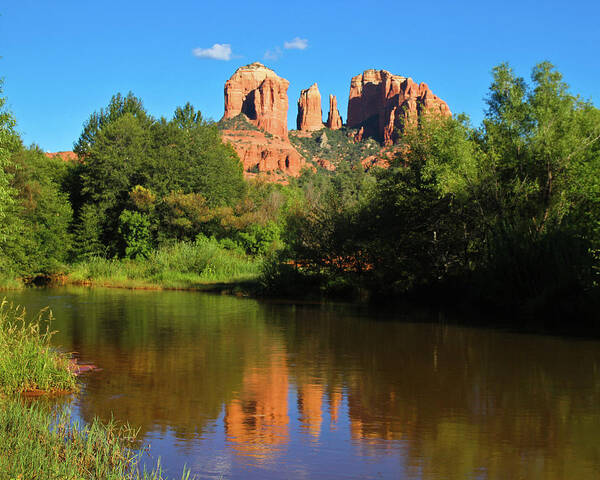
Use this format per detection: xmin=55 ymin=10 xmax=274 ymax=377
xmin=0 ymin=400 xmax=192 ymax=480
xmin=0 ymin=299 xmax=77 ymax=396
xmin=69 ymin=238 xmax=262 ymax=289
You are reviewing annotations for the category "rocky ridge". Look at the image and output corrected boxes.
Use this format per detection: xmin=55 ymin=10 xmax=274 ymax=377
xmin=347 ymin=69 xmax=451 ymax=145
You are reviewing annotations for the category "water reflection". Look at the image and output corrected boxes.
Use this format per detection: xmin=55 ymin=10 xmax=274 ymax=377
xmin=6 ymin=287 xmax=600 ymax=479
xmin=224 ymin=350 xmax=289 ymax=460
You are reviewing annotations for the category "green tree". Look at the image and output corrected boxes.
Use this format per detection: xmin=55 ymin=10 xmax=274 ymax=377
xmin=74 ymin=92 xmax=152 ymax=157
xmin=73 ymin=96 xmax=246 ymax=254
xmin=0 ymin=81 xmax=20 ymax=249
xmin=118 ymin=209 xmax=152 ymax=259
xmin=5 ymin=147 xmax=73 ymax=273
xmin=71 ymin=203 xmax=105 ymax=261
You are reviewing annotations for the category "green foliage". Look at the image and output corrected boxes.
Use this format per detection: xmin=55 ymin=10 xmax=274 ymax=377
xmin=478 ymin=62 xmax=600 ymax=233
xmin=73 ymin=94 xmax=246 ymax=255
xmin=0 ymin=82 xmax=21 ymax=267
xmin=158 ymin=191 xmax=214 ymax=242
xmin=74 ymin=92 xmax=153 ymax=157
xmin=119 ymin=210 xmax=152 ymax=259
xmin=216 ymin=113 xmax=261 ymax=132
xmin=68 ymin=238 xmax=261 ymax=289
xmin=4 ymin=147 xmax=73 ymax=274
xmin=289 ymin=127 xmax=380 ymax=167
xmin=236 ymin=221 xmax=282 ymax=255
xmin=71 ymin=203 xmax=105 ymax=261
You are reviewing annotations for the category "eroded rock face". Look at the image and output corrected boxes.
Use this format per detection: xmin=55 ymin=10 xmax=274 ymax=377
xmin=221 ymin=129 xmax=306 ymax=177
xmin=297 ymin=83 xmax=323 ymax=131
xmin=326 ymin=94 xmax=343 ymax=130
xmin=347 ymin=69 xmax=451 ymax=145
xmin=223 ymin=62 xmax=290 ymax=138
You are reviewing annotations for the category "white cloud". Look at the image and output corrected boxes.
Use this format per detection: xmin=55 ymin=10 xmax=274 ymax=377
xmin=284 ymin=37 xmax=308 ymax=50
xmin=264 ymin=47 xmax=283 ymax=61
xmin=192 ymin=43 xmax=233 ymax=61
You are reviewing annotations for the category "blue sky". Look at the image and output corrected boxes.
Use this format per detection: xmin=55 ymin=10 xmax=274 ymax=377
xmin=2 ymin=0 xmax=599 ymax=152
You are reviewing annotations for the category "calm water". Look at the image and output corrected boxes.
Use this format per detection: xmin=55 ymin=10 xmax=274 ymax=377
xmin=5 ymin=287 xmax=600 ymax=479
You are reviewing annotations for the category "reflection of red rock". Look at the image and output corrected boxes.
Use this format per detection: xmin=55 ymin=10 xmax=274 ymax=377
xmin=297 ymin=384 xmax=324 ymax=438
xmin=326 ymin=94 xmax=343 ymax=130
xmin=297 ymin=83 xmax=323 ymax=132
xmin=223 ymin=62 xmax=290 ymax=138
xmin=347 ymin=69 xmax=451 ymax=145
xmin=328 ymin=390 xmax=343 ymax=426
xmin=45 ymin=151 xmax=78 ymax=162
xmin=225 ymin=352 xmax=289 ymax=460
xmin=221 ymin=129 xmax=306 ymax=177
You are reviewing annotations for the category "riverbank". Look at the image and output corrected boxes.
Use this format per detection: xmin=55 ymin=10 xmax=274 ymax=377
xmin=0 ymin=239 xmax=263 ymax=293
xmin=0 ymin=299 xmax=192 ymax=479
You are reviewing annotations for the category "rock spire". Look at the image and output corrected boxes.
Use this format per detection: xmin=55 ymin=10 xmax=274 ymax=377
xmin=326 ymin=94 xmax=343 ymax=130
xmin=296 ymin=83 xmax=324 ymax=131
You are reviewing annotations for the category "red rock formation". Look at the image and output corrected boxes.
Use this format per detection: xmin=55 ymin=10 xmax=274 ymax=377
xmin=361 ymin=154 xmax=390 ymax=170
xmin=223 ymin=62 xmax=290 ymax=138
xmin=347 ymin=69 xmax=451 ymax=145
xmin=315 ymin=157 xmax=335 ymax=171
xmin=297 ymin=83 xmax=323 ymax=131
xmin=45 ymin=151 xmax=78 ymax=162
xmin=221 ymin=129 xmax=306 ymax=177
xmin=353 ymin=126 xmax=364 ymax=143
xmin=326 ymin=94 xmax=343 ymax=130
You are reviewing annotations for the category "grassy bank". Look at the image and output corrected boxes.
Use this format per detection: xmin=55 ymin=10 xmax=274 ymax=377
xmin=0 ymin=299 xmax=76 ymax=396
xmin=0 ymin=300 xmax=192 ymax=479
xmin=68 ymin=238 xmax=262 ymax=290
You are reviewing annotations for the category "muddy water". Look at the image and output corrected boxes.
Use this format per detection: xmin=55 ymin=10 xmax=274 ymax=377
xmin=6 ymin=287 xmax=600 ymax=479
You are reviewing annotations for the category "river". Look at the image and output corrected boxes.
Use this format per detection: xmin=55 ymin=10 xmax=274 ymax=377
xmin=5 ymin=287 xmax=600 ymax=479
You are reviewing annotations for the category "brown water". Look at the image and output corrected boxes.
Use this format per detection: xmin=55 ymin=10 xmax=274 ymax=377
xmin=5 ymin=287 xmax=600 ymax=479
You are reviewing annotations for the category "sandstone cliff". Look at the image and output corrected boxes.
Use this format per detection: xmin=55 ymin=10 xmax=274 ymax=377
xmin=296 ymin=83 xmax=323 ymax=131
xmin=221 ymin=128 xmax=306 ymax=179
xmin=326 ymin=95 xmax=343 ymax=130
xmin=223 ymin=62 xmax=290 ymax=138
xmin=347 ymin=69 xmax=451 ymax=145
